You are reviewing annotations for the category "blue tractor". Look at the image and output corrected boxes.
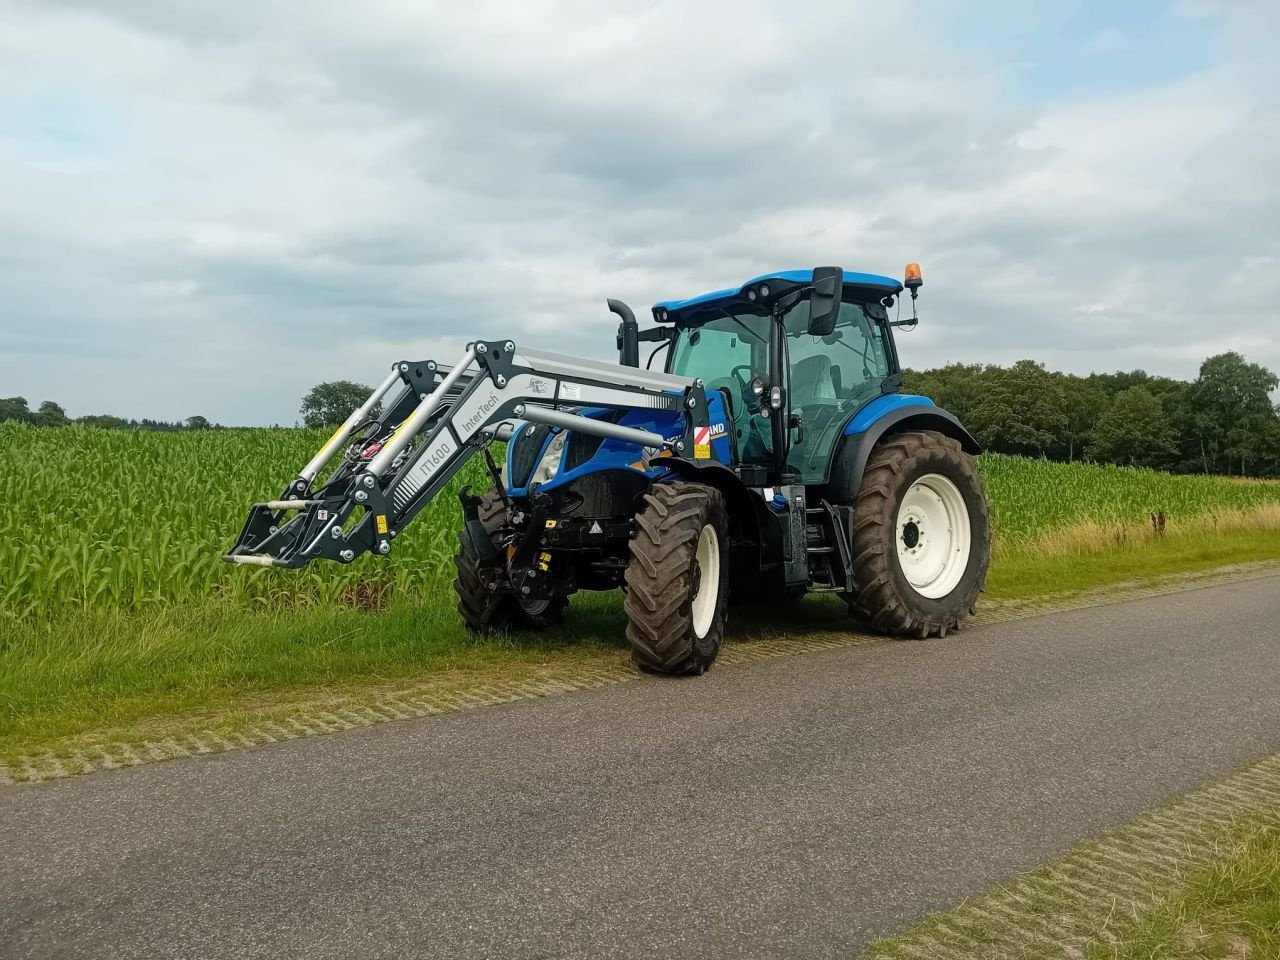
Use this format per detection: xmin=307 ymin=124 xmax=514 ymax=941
xmin=227 ymin=264 xmax=990 ymax=674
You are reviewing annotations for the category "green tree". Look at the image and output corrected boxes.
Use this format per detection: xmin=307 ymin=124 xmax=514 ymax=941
xmin=1192 ymin=352 xmax=1279 ymax=475
xmin=967 ymin=360 xmax=1068 ymax=457
xmin=300 ymin=381 xmax=371 ymax=429
xmin=76 ymin=414 xmax=129 ymax=429
xmin=1059 ymin=376 xmax=1109 ymax=463
xmin=0 ymin=396 xmax=32 ymax=423
xmin=185 ymin=415 xmax=211 ymax=430
xmin=34 ymin=400 xmax=69 ymax=427
xmin=903 ymin=363 xmax=987 ymax=425
xmin=1087 ymin=386 xmax=1179 ymax=468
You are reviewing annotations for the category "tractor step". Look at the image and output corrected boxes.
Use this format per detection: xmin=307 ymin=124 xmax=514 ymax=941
xmin=803 ymin=502 xmax=854 ymax=594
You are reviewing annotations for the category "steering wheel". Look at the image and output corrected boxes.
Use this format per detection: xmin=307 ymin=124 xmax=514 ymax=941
xmin=728 ymin=365 xmax=761 ymax=412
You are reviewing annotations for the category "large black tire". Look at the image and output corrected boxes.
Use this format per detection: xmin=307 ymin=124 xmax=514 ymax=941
xmin=844 ymin=430 xmax=990 ymax=638
xmin=453 ymin=489 xmax=566 ymax=634
xmin=624 ymin=482 xmax=730 ymax=675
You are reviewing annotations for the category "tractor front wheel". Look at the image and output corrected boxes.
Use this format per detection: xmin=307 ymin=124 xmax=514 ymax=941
xmin=845 ymin=430 xmax=990 ymax=638
xmin=624 ymin=482 xmax=730 ymax=675
xmin=453 ymin=488 xmax=567 ymax=634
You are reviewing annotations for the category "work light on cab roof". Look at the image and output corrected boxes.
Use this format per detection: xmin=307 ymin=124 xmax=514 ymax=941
xmin=225 ymin=259 xmax=988 ymax=676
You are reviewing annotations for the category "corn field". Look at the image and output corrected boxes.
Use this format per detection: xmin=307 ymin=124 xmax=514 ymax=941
xmin=978 ymin=453 xmax=1280 ymax=540
xmin=3 ymin=423 xmax=1279 ymax=622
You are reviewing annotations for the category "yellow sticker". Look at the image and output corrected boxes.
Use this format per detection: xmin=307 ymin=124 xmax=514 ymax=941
xmin=539 ymin=551 xmax=552 ymax=562
xmin=694 ymin=443 xmax=711 ymax=460
xmin=544 ymin=519 xmax=558 ymax=529
xmin=375 ymin=514 xmax=389 ymax=535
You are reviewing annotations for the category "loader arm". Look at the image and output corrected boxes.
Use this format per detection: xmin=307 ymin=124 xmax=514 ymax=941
xmin=225 ymin=340 xmax=713 ymax=569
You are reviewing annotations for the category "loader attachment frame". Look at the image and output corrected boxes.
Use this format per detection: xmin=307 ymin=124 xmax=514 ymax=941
xmin=225 ymin=340 xmax=714 ymax=569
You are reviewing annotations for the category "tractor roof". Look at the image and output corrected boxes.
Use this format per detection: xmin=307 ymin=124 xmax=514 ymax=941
xmin=653 ymin=268 xmax=902 ymax=323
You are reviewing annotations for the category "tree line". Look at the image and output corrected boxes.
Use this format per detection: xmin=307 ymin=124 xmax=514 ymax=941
xmin=6 ymin=351 xmax=1278 ymax=477
xmin=904 ymin=351 xmax=1280 ymax=477
xmin=0 ymin=397 xmax=217 ymax=431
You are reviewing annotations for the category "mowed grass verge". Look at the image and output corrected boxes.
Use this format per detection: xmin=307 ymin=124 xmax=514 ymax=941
xmin=3 ymin=422 xmax=1280 ymax=759
xmin=1086 ymin=816 xmax=1280 ymax=960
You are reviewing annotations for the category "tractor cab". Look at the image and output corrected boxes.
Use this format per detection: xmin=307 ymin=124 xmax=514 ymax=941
xmin=649 ymin=268 xmax=908 ymax=484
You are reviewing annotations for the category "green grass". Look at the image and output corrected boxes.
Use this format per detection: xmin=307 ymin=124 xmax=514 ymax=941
xmin=986 ymin=526 xmax=1280 ymax=599
xmin=0 ymin=596 xmax=630 ymax=761
xmin=1088 ymin=816 xmax=1280 ymax=960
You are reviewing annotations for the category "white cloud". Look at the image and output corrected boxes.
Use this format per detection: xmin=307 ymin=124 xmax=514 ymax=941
xmin=0 ymin=0 xmax=1277 ymax=424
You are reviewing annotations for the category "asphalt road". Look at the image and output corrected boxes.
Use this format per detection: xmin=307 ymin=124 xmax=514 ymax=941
xmin=4 ymin=577 xmax=1279 ymax=960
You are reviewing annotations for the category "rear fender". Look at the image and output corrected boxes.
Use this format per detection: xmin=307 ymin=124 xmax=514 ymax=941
xmin=827 ymin=402 xmax=980 ymax=499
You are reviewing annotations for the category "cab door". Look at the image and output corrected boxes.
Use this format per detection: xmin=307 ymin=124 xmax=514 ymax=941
xmin=783 ymin=301 xmax=894 ymax=484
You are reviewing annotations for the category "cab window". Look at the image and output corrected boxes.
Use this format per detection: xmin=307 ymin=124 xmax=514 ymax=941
xmin=669 ymin=313 xmax=773 ymax=465
xmin=785 ymin=301 xmax=891 ymax=482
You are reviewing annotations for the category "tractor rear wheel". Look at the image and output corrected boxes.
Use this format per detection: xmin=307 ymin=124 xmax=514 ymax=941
xmin=624 ymin=482 xmax=730 ymax=675
xmin=844 ymin=430 xmax=989 ymax=638
xmin=453 ymin=488 xmax=566 ymax=634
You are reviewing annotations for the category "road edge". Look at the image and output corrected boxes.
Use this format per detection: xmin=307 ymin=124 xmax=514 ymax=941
xmin=862 ymin=751 xmax=1280 ymax=959
xmin=4 ymin=559 xmax=1277 ymax=785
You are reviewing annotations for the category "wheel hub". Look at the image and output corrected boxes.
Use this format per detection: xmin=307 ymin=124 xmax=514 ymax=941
xmin=901 ymin=520 xmax=921 ymax=550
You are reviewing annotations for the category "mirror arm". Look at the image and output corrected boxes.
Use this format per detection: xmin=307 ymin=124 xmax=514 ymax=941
xmin=772 ymin=288 xmax=806 ymax=317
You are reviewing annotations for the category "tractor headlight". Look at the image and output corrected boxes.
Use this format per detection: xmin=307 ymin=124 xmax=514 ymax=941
xmin=529 ymin=430 xmax=568 ymax=486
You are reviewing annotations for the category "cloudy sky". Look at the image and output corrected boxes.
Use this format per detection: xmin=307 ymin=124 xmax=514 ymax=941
xmin=1 ymin=0 xmax=1276 ymax=425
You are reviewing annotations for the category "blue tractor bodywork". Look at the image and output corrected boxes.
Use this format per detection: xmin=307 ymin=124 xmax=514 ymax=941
xmin=504 ymin=392 xmax=735 ymax=498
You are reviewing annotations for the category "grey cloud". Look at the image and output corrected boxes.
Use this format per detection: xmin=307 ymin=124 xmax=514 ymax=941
xmin=1 ymin=1 xmax=1277 ymax=424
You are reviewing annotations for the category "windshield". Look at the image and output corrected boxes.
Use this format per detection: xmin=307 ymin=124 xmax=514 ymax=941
xmin=669 ymin=312 xmax=770 ymax=383
xmin=669 ymin=312 xmax=773 ymax=465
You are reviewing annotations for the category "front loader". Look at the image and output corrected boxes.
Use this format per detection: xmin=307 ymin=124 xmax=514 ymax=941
xmin=227 ymin=264 xmax=990 ymax=674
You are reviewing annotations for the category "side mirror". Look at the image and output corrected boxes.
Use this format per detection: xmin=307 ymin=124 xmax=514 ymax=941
xmin=807 ymin=266 xmax=843 ymax=336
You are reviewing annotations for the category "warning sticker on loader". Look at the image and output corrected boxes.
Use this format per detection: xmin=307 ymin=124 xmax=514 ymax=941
xmin=375 ymin=514 xmax=389 ymax=535
xmin=693 ymin=426 xmax=712 ymax=459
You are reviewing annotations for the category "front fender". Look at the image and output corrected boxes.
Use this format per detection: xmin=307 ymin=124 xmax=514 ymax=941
xmin=827 ymin=397 xmax=980 ymax=498
xmin=660 ymin=459 xmax=782 ymax=567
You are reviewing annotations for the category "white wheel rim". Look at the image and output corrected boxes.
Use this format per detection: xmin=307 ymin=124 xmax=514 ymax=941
xmin=895 ymin=473 xmax=971 ymax=600
xmin=691 ymin=523 xmax=720 ymax=638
